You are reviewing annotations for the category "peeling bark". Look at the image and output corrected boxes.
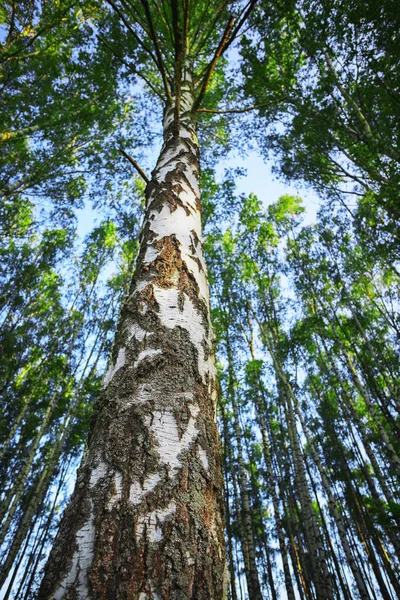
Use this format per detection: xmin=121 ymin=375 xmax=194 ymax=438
xmin=39 ymin=73 xmax=226 ymax=600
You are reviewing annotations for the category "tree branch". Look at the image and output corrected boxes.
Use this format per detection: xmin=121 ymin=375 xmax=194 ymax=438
xmin=0 ymin=3 xmax=72 ymax=63
xmin=153 ymin=0 xmax=175 ymax=46
xmin=198 ymin=103 xmax=268 ymax=114
xmin=222 ymin=0 xmax=259 ymax=56
xmin=183 ymin=0 xmax=190 ymax=51
xmin=191 ymin=0 xmax=228 ymax=58
xmin=98 ymin=36 xmax=164 ymax=101
xmin=325 ymin=51 xmax=374 ymax=143
xmin=119 ymin=0 xmax=151 ymax=35
xmin=119 ymin=149 xmax=149 ymax=184
xmin=171 ymin=0 xmax=183 ymax=125
xmin=104 ymin=0 xmax=159 ymax=69
xmin=193 ymin=16 xmax=235 ymax=112
xmin=139 ymin=0 xmax=173 ymax=102
xmin=1 ymin=124 xmax=40 ymax=142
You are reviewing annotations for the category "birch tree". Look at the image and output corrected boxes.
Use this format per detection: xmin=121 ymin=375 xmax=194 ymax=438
xmin=39 ymin=2 xmax=258 ymax=598
xmin=3 ymin=0 xmax=400 ymax=597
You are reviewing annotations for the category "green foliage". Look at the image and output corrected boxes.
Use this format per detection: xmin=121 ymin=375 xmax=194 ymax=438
xmin=209 ymin=184 xmax=400 ymax=599
xmin=2 ymin=0 xmax=400 ymax=597
xmin=243 ymin=0 xmax=400 ymax=255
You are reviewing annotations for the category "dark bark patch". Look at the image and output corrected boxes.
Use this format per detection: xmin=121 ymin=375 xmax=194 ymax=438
xmin=190 ymin=229 xmax=200 ymax=247
xmin=134 ymin=233 xmax=210 ymax=339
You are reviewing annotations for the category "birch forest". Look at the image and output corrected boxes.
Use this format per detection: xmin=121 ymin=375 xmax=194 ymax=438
xmin=1 ymin=0 xmax=399 ymax=598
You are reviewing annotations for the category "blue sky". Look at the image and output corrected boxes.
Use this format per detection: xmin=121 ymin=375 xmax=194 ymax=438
xmin=221 ymin=149 xmax=320 ymax=224
xmin=76 ymin=147 xmax=320 ymax=243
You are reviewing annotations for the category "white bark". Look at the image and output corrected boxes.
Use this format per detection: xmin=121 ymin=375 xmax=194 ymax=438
xmin=40 ymin=76 xmax=225 ymax=600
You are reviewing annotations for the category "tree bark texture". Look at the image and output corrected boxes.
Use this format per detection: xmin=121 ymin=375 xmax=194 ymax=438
xmin=39 ymin=76 xmax=226 ymax=600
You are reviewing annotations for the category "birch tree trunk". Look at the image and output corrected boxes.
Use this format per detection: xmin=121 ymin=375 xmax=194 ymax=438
xmin=39 ymin=72 xmax=226 ymax=600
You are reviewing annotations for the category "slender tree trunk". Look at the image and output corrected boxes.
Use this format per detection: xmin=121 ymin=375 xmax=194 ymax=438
xmin=230 ymin=397 xmax=262 ymax=600
xmin=256 ymin=312 xmax=334 ymax=600
xmin=242 ymin=428 xmax=277 ymax=600
xmin=223 ymin=478 xmax=239 ymax=600
xmin=38 ymin=72 xmax=226 ymax=600
xmin=2 ymin=511 xmax=39 ymax=600
xmin=295 ymin=399 xmax=371 ymax=599
xmin=272 ymin=414 xmax=312 ymax=600
xmin=339 ymin=345 xmax=400 ymax=468
xmin=258 ymin=410 xmax=295 ymax=600
xmin=285 ymin=487 xmax=315 ymax=600
xmin=309 ymin=280 xmax=400 ymax=438
xmin=0 ymin=332 xmax=108 ymax=586
xmin=0 ymin=396 xmax=31 ymax=463
xmin=220 ymin=402 xmax=239 ymax=600
xmin=347 ymin=480 xmax=393 ymax=600
xmin=1 ymin=407 xmax=76 ymax=584
xmin=0 ymin=281 xmax=98 ymax=539
xmin=293 ymin=253 xmax=400 ymax=432
xmin=315 ymin=337 xmax=400 ymax=507
xmin=230 ymin=457 xmax=250 ymax=596
xmin=225 ymin=331 xmax=263 ymax=600
xmin=18 ymin=459 xmax=71 ymax=600
xmin=341 ymin=288 xmax=400 ymax=411
xmin=242 ymin=310 xmax=296 ymax=600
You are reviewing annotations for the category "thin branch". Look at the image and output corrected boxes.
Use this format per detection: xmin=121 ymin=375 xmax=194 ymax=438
xmin=191 ymin=0 xmax=228 ymax=58
xmin=222 ymin=0 xmax=258 ymax=56
xmin=3 ymin=50 xmax=40 ymax=62
xmin=183 ymin=0 xmax=190 ymax=53
xmin=190 ymin=0 xmax=212 ymax=51
xmin=161 ymin=0 xmax=176 ymax=45
xmin=193 ymin=65 xmax=209 ymax=86
xmin=328 ymin=155 xmax=371 ymax=191
xmin=119 ymin=149 xmax=149 ymax=184
xmin=198 ymin=103 xmax=268 ymax=114
xmin=1 ymin=124 xmax=40 ymax=142
xmin=121 ymin=0 xmax=173 ymax=81
xmin=171 ymin=0 xmax=181 ymax=60
xmin=98 ymin=36 xmax=164 ymax=101
xmin=171 ymin=0 xmax=182 ymax=125
xmin=5 ymin=0 xmax=16 ymax=45
xmin=0 ymin=136 xmax=93 ymax=198
xmin=139 ymin=0 xmax=173 ymax=102
xmin=0 ymin=3 xmax=72 ymax=63
xmin=325 ymin=51 xmax=373 ymax=142
xmin=104 ymin=0 xmax=159 ymax=69
xmin=119 ymin=0 xmax=150 ymax=35
xmin=153 ymin=0 xmax=175 ymax=46
xmin=193 ymin=16 xmax=235 ymax=112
